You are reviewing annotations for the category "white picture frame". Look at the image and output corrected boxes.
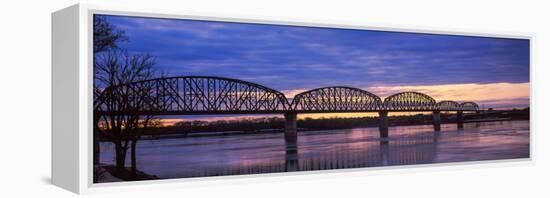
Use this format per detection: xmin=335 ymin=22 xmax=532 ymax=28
xmin=52 ymin=3 xmax=533 ymax=194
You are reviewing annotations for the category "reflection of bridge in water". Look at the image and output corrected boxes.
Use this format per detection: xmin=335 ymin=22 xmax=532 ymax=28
xmin=95 ymin=76 xmax=480 ymax=141
xmin=134 ymin=133 xmax=441 ymax=177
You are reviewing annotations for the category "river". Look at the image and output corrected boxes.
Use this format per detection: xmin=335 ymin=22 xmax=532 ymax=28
xmin=99 ymin=120 xmax=529 ymax=180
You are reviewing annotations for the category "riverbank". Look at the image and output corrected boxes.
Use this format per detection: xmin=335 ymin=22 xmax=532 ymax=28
xmin=134 ymin=118 xmax=528 ymax=140
xmin=94 ymin=164 xmax=160 ymax=183
xmin=97 ymin=108 xmax=529 ymax=141
xmin=145 ymin=109 xmax=528 ymax=138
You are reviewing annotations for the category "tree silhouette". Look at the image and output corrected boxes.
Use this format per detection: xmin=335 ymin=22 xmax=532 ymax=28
xmin=93 ymin=15 xmax=160 ymax=180
xmin=93 ymin=15 xmax=128 ymax=168
xmin=94 ymin=49 xmax=159 ymax=177
xmin=93 ymin=16 xmax=127 ymax=54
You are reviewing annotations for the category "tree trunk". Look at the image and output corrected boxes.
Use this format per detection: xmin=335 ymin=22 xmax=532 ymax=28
xmin=114 ymin=142 xmax=126 ymax=173
xmin=130 ymin=140 xmax=137 ymax=180
xmin=93 ymin=114 xmax=100 ymax=165
xmin=93 ymin=132 xmax=100 ymax=165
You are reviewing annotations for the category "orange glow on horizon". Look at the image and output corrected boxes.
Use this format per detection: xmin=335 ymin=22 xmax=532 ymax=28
xmin=370 ymin=82 xmax=529 ymax=102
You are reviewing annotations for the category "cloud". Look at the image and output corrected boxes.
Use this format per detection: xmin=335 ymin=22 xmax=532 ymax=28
xmin=280 ymin=88 xmax=309 ymax=99
xmin=369 ymin=82 xmax=529 ymax=104
xmin=99 ymin=15 xmax=530 ymax=116
xmin=103 ymin=14 xmax=529 ymax=90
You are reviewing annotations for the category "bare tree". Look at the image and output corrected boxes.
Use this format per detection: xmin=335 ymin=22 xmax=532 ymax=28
xmin=93 ymin=16 xmax=127 ymax=54
xmin=123 ymin=79 xmax=163 ymax=179
xmin=129 ymin=116 xmax=161 ymax=179
xmin=93 ymin=15 xmax=162 ymax=180
xmin=94 ymin=49 xmax=158 ymax=176
xmin=93 ymin=15 xmax=128 ymax=167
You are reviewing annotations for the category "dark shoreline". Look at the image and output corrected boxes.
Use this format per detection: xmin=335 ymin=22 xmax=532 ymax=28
xmin=97 ymin=108 xmax=529 ymax=142
xmin=98 ymin=118 xmax=527 ymax=142
xmin=94 ymin=164 xmax=159 ymax=183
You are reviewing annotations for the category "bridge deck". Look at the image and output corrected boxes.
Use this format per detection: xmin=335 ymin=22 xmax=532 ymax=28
xmin=96 ymin=109 xmax=478 ymax=116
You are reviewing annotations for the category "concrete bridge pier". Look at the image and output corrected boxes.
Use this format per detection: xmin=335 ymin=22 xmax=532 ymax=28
xmin=378 ymin=111 xmax=389 ymax=143
xmin=284 ymin=112 xmax=298 ymax=142
xmin=433 ymin=111 xmax=441 ymax=132
xmin=457 ymin=111 xmax=464 ymax=129
xmin=284 ymin=112 xmax=299 ymax=171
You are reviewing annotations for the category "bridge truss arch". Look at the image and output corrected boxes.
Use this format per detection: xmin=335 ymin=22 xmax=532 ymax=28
xmin=383 ymin=92 xmax=437 ymax=111
xmin=291 ymin=86 xmax=383 ymax=112
xmin=460 ymin=102 xmax=479 ymax=111
xmin=437 ymin=100 xmax=461 ymax=111
xmin=95 ymin=76 xmax=290 ymax=115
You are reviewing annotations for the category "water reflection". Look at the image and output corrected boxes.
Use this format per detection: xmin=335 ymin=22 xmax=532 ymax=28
xmin=99 ymin=120 xmax=529 ymax=180
xmin=284 ymin=139 xmax=299 ymax=172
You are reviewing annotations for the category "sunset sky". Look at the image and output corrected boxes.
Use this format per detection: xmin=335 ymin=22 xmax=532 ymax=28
xmin=98 ymin=15 xmax=530 ymax=123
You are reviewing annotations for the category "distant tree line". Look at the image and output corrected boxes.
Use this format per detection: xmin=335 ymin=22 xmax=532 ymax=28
xmin=149 ymin=114 xmax=438 ymax=136
xmin=141 ymin=108 xmax=529 ymax=136
xmin=173 ymin=117 xmax=285 ymax=133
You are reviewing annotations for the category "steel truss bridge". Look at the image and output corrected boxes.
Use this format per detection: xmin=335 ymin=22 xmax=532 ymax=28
xmin=95 ymin=76 xmax=480 ymax=140
xmin=95 ymin=76 xmax=479 ymax=115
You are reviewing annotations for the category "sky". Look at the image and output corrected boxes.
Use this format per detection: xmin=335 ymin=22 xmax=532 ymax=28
xmin=98 ymin=15 xmax=530 ymax=123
